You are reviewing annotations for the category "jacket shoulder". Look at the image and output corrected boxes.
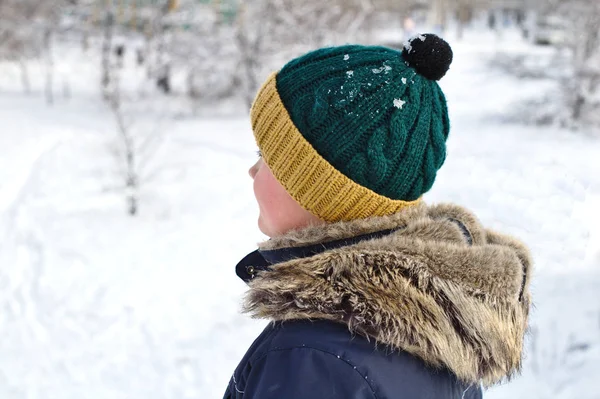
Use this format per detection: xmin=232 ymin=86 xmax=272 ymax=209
xmin=265 ymin=319 xmax=482 ymax=399
xmin=232 ymin=321 xmax=377 ymax=399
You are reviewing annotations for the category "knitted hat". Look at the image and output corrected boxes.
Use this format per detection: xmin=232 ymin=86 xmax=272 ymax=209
xmin=251 ymin=33 xmax=453 ymax=222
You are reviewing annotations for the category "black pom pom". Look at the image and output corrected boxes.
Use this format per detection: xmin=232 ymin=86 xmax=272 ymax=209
xmin=402 ymin=33 xmax=453 ymax=81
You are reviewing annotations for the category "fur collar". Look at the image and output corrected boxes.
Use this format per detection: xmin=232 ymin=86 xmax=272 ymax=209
xmin=243 ymin=203 xmax=532 ymax=386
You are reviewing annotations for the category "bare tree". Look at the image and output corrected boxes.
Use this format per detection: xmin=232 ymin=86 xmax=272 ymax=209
xmin=107 ymin=80 xmax=139 ymax=216
xmin=455 ymin=0 xmax=475 ymax=40
xmin=491 ymin=0 xmax=600 ymax=131
xmin=0 ymin=0 xmax=66 ymax=96
xmin=561 ymin=1 xmax=600 ymax=126
xmin=101 ymin=10 xmax=116 ymax=100
xmin=104 ymin=64 xmax=168 ymax=216
xmin=43 ymin=27 xmax=55 ymax=105
xmin=177 ymin=16 xmax=240 ymax=109
xmin=536 ymin=0 xmax=600 ymax=129
xmin=0 ymin=1 xmax=42 ymax=92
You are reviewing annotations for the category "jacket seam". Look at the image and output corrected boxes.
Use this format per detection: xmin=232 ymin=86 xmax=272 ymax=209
xmin=256 ymin=346 xmax=380 ymax=399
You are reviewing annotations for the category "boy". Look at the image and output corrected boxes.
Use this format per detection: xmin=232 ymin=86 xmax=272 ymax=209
xmin=224 ymin=34 xmax=532 ymax=399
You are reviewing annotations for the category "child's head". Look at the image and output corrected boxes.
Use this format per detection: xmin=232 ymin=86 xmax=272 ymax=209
xmin=249 ymin=34 xmax=453 ymax=237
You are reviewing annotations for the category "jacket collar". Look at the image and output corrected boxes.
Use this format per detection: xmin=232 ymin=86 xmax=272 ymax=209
xmin=236 ymin=217 xmax=474 ymax=282
xmin=236 ymin=227 xmax=401 ymax=282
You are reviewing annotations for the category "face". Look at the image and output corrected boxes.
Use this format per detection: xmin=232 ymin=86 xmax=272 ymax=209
xmin=249 ymin=157 xmax=322 ymax=237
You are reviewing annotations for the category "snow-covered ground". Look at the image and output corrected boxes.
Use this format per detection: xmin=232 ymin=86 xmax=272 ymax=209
xmin=0 ymin=30 xmax=598 ymax=399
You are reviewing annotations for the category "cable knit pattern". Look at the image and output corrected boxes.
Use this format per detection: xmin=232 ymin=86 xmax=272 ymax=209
xmin=276 ymin=44 xmax=450 ymax=201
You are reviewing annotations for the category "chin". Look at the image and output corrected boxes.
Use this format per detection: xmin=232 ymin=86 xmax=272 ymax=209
xmin=257 ymin=215 xmax=272 ymax=237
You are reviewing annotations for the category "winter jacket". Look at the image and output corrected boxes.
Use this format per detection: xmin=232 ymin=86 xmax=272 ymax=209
xmin=224 ymin=203 xmax=532 ymax=399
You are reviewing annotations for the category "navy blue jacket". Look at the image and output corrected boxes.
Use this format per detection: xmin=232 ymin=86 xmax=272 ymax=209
xmin=224 ymin=320 xmax=482 ymax=399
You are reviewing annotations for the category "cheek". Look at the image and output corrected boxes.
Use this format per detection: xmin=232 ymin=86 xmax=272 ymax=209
xmin=252 ymin=164 xmax=322 ymax=236
xmin=253 ymin=168 xmax=303 ymax=230
xmin=253 ymin=169 xmax=287 ymax=213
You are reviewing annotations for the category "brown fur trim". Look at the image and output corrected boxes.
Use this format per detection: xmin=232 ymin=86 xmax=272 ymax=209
xmin=258 ymin=203 xmax=430 ymax=250
xmin=245 ymin=203 xmax=532 ymax=386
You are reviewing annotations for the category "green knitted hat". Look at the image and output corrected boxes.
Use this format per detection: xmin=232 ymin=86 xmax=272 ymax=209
xmin=250 ymin=33 xmax=453 ymax=222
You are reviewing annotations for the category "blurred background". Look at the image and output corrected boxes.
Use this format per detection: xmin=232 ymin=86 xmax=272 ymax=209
xmin=0 ymin=0 xmax=599 ymax=398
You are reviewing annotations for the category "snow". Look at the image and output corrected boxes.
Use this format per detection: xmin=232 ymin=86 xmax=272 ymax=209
xmin=393 ymin=98 xmax=406 ymax=109
xmin=404 ymin=34 xmax=427 ymax=54
xmin=372 ymin=64 xmax=392 ymax=74
xmin=0 ymin=28 xmax=598 ymax=399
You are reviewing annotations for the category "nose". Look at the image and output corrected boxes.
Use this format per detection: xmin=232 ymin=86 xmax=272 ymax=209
xmin=249 ymin=159 xmax=260 ymax=179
